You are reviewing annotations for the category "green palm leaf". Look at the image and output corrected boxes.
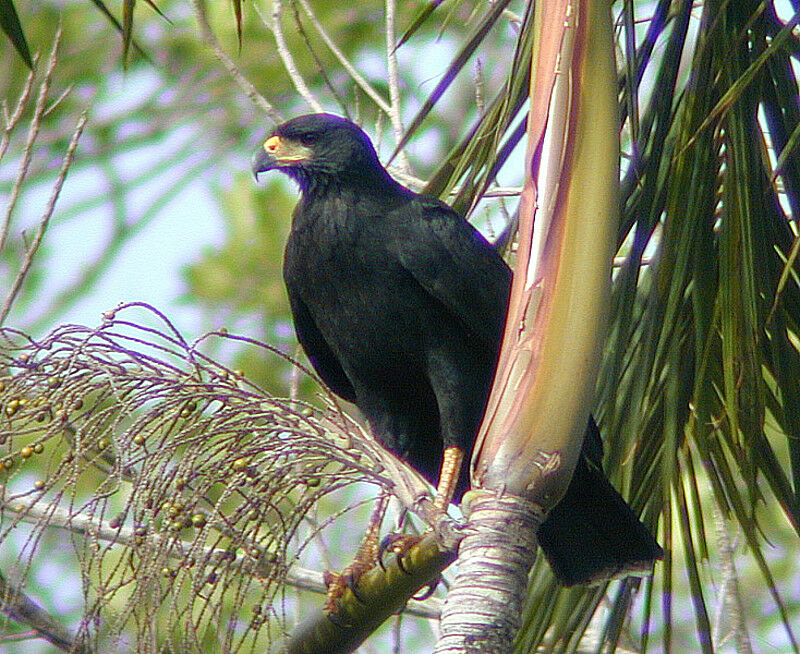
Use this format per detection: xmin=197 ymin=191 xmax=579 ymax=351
xmin=0 ymin=0 xmax=31 ymax=68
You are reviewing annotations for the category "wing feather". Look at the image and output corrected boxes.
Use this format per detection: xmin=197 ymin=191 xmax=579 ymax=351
xmin=287 ymin=293 xmax=357 ymax=403
xmin=387 ymin=200 xmax=512 ymax=348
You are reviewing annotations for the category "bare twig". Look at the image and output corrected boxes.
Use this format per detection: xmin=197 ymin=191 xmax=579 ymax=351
xmin=190 ymin=0 xmax=283 ymax=122
xmin=0 ymin=570 xmax=86 ymax=653
xmin=387 ymin=168 xmax=522 ymax=199
xmin=288 ymin=2 xmax=349 ymax=116
xmin=1 ymin=112 xmax=88 ymax=326
xmin=712 ymin=507 xmax=753 ymax=654
xmin=3 ymin=498 xmax=442 ymax=620
xmin=24 ymin=137 xmax=213 ymax=333
xmin=0 ymin=59 xmax=38 ymax=163
xmin=0 ymin=31 xmax=62 ymax=255
xmin=43 ymin=84 xmax=75 ymax=118
xmin=257 ymin=0 xmax=324 ymax=113
xmin=384 ymin=0 xmax=411 ymax=172
xmin=501 ymin=8 xmax=522 ymax=25
xmin=293 ymin=0 xmax=392 ymax=115
xmin=0 ymin=308 xmax=448 ymax=649
xmin=473 ymin=58 xmax=485 ymax=115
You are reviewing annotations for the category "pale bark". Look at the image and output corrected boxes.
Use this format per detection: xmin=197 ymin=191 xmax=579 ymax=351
xmin=434 ymin=492 xmax=543 ymax=654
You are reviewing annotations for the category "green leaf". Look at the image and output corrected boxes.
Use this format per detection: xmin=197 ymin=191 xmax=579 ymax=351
xmin=0 ymin=0 xmax=32 ymax=69
xmin=396 ymin=0 xmax=443 ymax=50
xmin=389 ymin=0 xmax=514 ymax=163
xmin=87 ymin=0 xmax=150 ymax=64
xmin=232 ymin=0 xmax=242 ymax=51
xmin=122 ymin=0 xmax=135 ymax=64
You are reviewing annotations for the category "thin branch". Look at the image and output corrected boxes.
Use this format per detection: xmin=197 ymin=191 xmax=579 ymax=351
xmin=388 ymin=167 xmax=523 ymax=199
xmin=0 ymin=57 xmax=38 ymax=163
xmin=257 ymin=0 xmax=324 ymax=113
xmin=3 ymin=499 xmax=442 ymax=620
xmin=190 ymin=0 xmax=283 ymax=123
xmin=0 ymin=111 xmax=88 ymax=326
xmin=473 ymin=58 xmax=486 ymax=116
xmin=0 ymin=570 xmax=86 ymax=653
xmin=712 ymin=507 xmax=753 ymax=654
xmin=384 ymin=0 xmax=411 ymax=172
xmin=43 ymin=84 xmax=75 ymax=118
xmin=24 ymin=137 xmax=213 ymax=334
xmin=288 ymin=1 xmax=349 ymax=116
xmin=293 ymin=0 xmax=393 ymax=115
xmin=501 ymin=8 xmax=522 ymax=25
xmin=0 ymin=30 xmax=62 ymax=255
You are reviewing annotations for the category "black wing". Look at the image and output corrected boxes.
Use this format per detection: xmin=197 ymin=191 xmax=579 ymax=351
xmin=386 ymin=199 xmax=512 ymax=348
xmin=286 ymin=293 xmax=357 ymax=403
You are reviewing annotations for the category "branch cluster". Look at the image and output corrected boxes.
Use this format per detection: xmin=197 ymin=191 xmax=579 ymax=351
xmin=0 ymin=303 xmax=431 ymax=651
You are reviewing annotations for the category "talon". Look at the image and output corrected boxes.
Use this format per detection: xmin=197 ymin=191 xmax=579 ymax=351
xmin=342 ymin=563 xmax=371 ymax=604
xmin=325 ymin=606 xmax=350 ymax=628
xmin=323 ymin=569 xmax=339 ymax=589
xmin=378 ymin=533 xmax=407 ymax=569
xmin=323 ymin=570 xmax=345 ymax=615
xmin=396 ymin=554 xmax=410 ymax=574
xmin=324 ymin=493 xmax=390 ymax=614
xmin=411 ymin=577 xmax=440 ymax=601
xmin=379 ymin=533 xmax=422 ymax=575
xmin=324 ymin=558 xmax=376 ymax=614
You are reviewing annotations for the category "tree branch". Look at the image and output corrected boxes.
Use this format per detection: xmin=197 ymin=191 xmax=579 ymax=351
xmin=0 ymin=30 xmax=61 ymax=254
xmin=293 ymin=0 xmax=392 ymax=116
xmin=0 ymin=569 xmax=87 ymax=653
xmin=190 ymin=0 xmax=283 ymax=122
xmin=3 ymin=495 xmax=443 ymax=620
xmin=259 ymin=0 xmax=324 ymax=113
xmin=281 ymin=532 xmax=456 ymax=654
xmin=384 ymin=0 xmax=411 ymax=172
xmin=1 ymin=111 xmax=88 ymax=326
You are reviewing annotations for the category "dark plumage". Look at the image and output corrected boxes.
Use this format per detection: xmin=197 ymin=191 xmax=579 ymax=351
xmin=253 ymin=113 xmax=662 ymax=585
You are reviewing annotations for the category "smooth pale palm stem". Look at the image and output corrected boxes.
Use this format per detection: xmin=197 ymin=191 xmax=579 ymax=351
xmin=435 ymin=0 xmax=619 ymax=650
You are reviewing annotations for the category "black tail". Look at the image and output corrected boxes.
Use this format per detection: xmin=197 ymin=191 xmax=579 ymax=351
xmin=535 ymin=418 xmax=663 ymax=586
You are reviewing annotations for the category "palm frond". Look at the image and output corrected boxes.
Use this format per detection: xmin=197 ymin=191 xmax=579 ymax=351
xmin=0 ymin=0 xmax=31 ymax=68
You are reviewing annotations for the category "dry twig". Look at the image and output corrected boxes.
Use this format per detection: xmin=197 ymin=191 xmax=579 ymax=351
xmin=258 ymin=0 xmax=323 ymax=113
xmin=1 ymin=112 xmax=88 ymax=325
xmin=190 ymin=0 xmax=283 ymax=122
xmin=384 ymin=0 xmax=411 ymax=173
xmin=0 ymin=304 xmax=440 ymax=651
xmin=0 ymin=31 xmax=61 ymax=254
xmin=293 ymin=0 xmax=392 ymax=115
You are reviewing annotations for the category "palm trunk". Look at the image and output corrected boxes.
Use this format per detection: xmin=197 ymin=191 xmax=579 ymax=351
xmin=434 ymin=0 xmax=619 ymax=650
xmin=434 ymin=494 xmax=542 ymax=653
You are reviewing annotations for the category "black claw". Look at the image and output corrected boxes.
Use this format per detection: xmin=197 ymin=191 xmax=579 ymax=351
xmin=378 ymin=533 xmax=422 ymax=575
xmin=378 ymin=533 xmax=404 ymax=569
xmin=395 ymin=551 xmax=411 ymax=575
xmin=325 ymin=608 xmax=352 ymax=629
xmin=411 ymin=577 xmax=440 ymax=601
xmin=343 ymin=568 xmax=368 ymax=604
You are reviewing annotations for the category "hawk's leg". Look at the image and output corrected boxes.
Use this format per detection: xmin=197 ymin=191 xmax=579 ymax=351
xmin=323 ymin=492 xmax=390 ymax=613
xmin=380 ymin=446 xmax=465 ymax=569
xmin=433 ymin=446 xmax=465 ymax=512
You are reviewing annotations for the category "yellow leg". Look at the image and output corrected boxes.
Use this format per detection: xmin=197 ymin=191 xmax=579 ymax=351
xmin=380 ymin=447 xmax=465 ymax=591
xmin=358 ymin=493 xmax=390 ymax=562
xmin=433 ymin=446 xmax=465 ymax=512
xmin=326 ymin=447 xmax=464 ymax=612
xmin=324 ymin=493 xmax=390 ymax=613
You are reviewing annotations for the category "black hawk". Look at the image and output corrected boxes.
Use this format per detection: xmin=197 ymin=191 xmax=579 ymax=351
xmin=252 ymin=113 xmax=662 ymax=586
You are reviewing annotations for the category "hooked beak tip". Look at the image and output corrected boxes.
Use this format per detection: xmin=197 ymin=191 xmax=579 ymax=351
xmin=251 ymin=147 xmax=275 ymax=181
